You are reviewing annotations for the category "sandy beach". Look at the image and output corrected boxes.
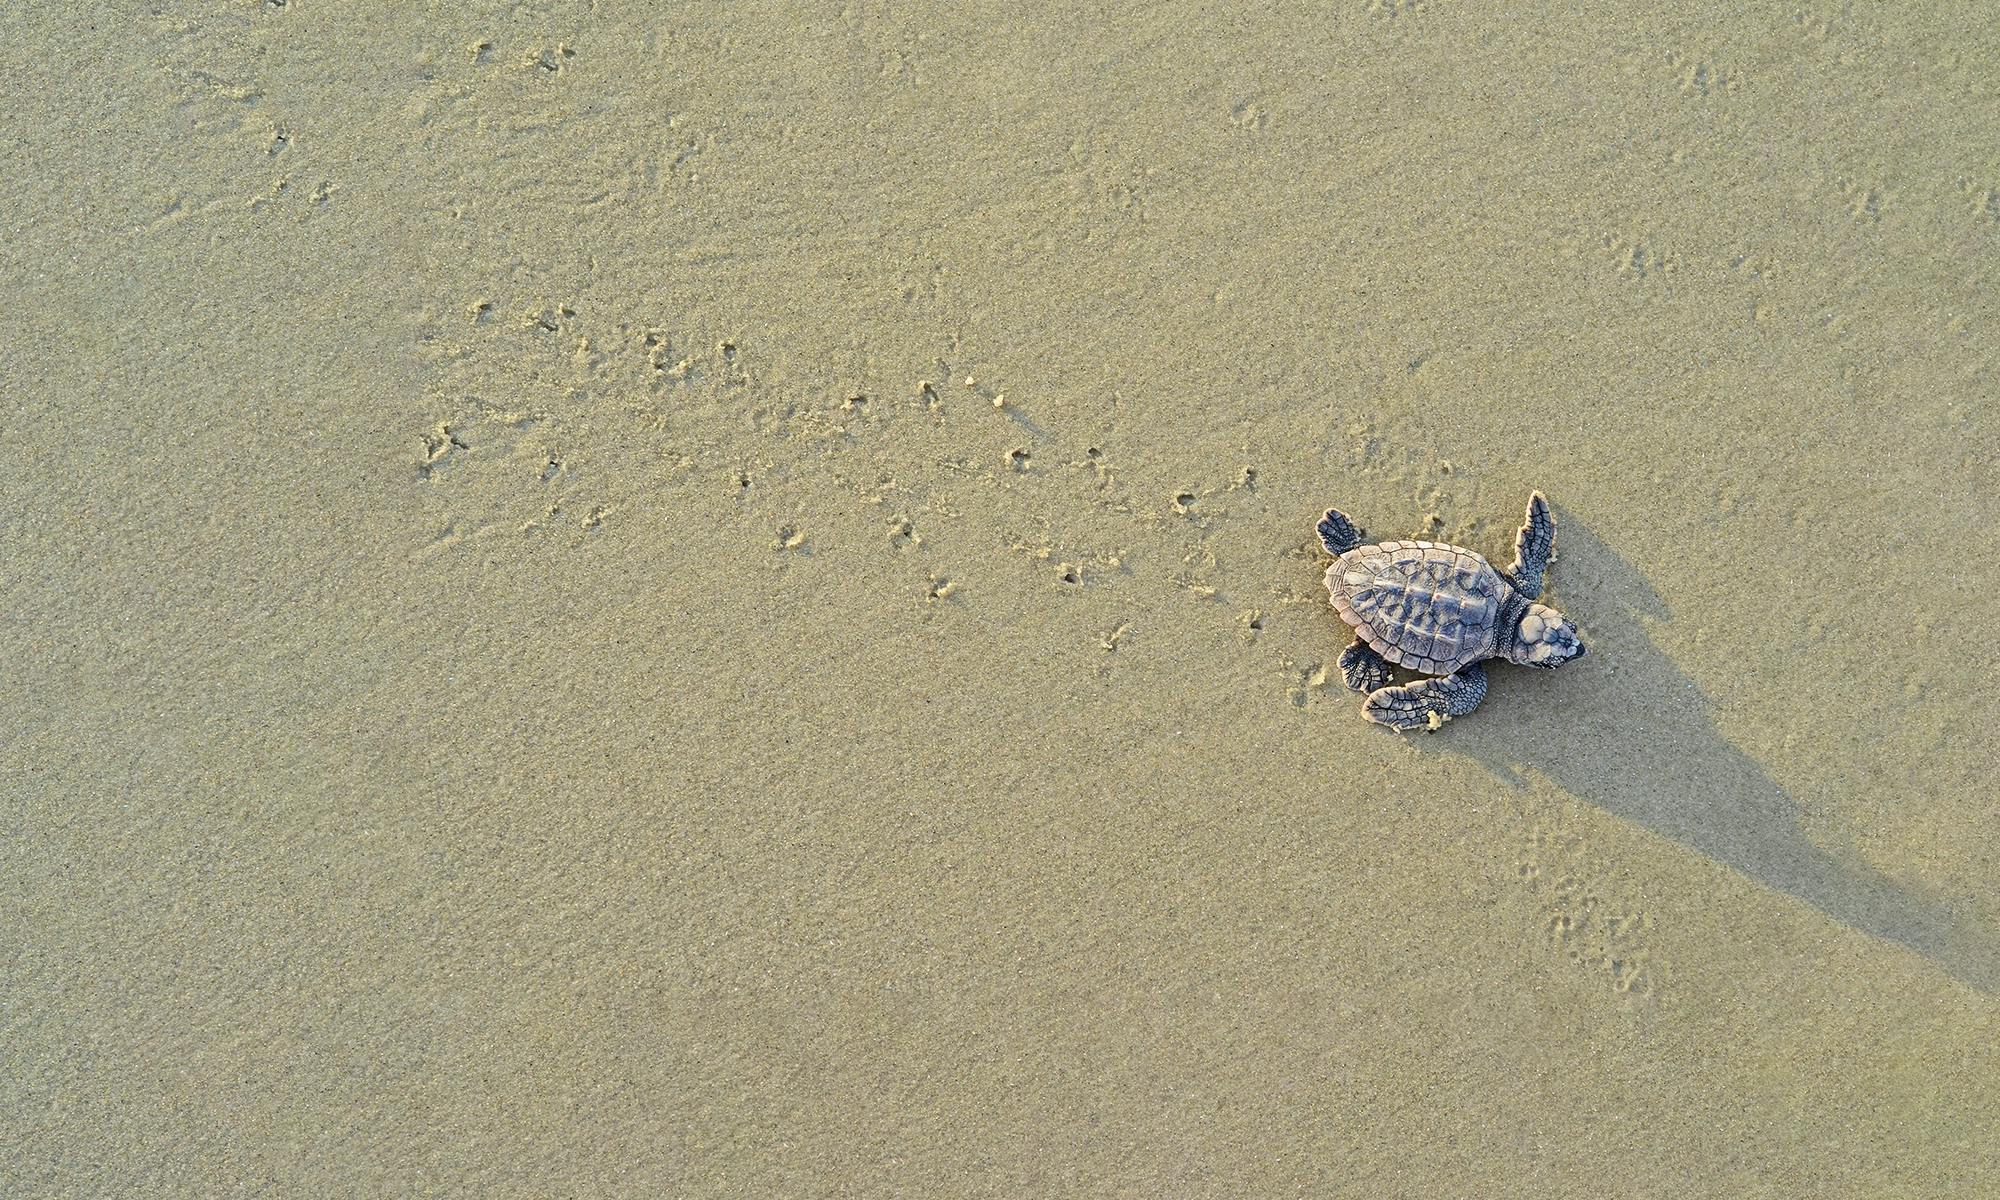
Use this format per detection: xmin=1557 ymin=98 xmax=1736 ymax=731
xmin=4 ymin=3 xmax=1996 ymax=1194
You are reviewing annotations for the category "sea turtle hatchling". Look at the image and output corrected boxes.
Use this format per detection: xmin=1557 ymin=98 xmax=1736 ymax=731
xmin=1316 ymin=492 xmax=1585 ymax=731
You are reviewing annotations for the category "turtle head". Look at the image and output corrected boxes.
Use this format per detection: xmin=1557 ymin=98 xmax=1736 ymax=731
xmin=1505 ymin=602 xmax=1585 ymax=669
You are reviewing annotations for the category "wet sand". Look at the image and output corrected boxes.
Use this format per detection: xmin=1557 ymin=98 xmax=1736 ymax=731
xmin=4 ymin=3 xmax=1997 ymax=1195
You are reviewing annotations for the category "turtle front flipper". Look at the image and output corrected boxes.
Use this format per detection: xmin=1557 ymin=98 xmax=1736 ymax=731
xmin=1338 ymin=639 xmax=1393 ymax=693
xmin=1503 ymin=491 xmax=1556 ymax=596
xmin=1316 ymin=507 xmax=1366 ymax=555
xmin=1363 ymin=662 xmax=1488 ymax=731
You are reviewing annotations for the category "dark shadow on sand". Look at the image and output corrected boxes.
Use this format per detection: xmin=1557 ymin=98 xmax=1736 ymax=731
xmin=1440 ymin=515 xmax=1997 ymax=994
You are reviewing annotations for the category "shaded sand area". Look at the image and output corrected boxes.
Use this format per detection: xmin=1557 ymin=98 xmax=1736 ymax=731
xmin=4 ymin=3 xmax=1997 ymax=1194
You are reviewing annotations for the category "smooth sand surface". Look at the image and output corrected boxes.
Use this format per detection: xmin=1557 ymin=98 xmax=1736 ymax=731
xmin=5 ymin=4 xmax=1997 ymax=1195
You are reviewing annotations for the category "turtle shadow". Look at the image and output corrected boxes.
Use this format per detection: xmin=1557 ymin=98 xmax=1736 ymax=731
xmin=1443 ymin=516 xmax=1998 ymax=994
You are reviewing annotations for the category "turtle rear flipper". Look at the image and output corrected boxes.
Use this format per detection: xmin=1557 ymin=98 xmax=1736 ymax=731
xmin=1317 ymin=508 xmax=1366 ymax=555
xmin=1338 ymin=639 xmax=1392 ymax=693
xmin=1364 ymin=663 xmax=1488 ymax=731
xmin=1504 ymin=491 xmax=1555 ymax=596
